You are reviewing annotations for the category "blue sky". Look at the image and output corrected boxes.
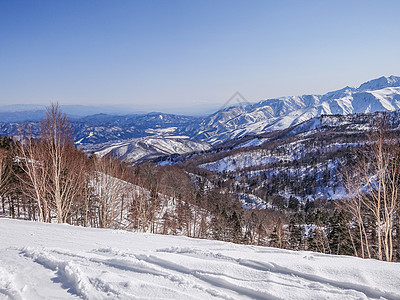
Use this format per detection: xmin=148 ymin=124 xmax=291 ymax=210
xmin=1 ymin=0 xmax=399 ymax=113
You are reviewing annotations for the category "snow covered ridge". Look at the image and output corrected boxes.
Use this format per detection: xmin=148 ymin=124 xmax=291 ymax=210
xmin=86 ymin=136 xmax=211 ymax=164
xmin=1 ymin=218 xmax=399 ymax=300
xmin=194 ymin=75 xmax=400 ymax=145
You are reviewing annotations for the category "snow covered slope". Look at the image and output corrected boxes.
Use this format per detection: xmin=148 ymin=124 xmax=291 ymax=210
xmin=85 ymin=136 xmax=211 ymax=164
xmin=1 ymin=218 xmax=399 ymax=300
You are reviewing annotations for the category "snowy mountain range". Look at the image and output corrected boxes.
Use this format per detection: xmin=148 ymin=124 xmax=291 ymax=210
xmin=1 ymin=75 xmax=400 ymax=162
xmin=194 ymin=75 xmax=400 ymax=144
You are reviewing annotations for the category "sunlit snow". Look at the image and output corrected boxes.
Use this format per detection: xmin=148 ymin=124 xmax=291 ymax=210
xmin=1 ymin=219 xmax=399 ymax=299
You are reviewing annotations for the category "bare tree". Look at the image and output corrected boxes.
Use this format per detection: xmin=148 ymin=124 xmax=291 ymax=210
xmin=16 ymin=105 xmax=86 ymax=223
xmin=342 ymin=169 xmax=372 ymax=259
xmin=0 ymin=148 xmax=11 ymax=215
xmin=17 ymin=136 xmax=49 ymax=222
xmin=39 ymin=103 xmax=88 ymax=223
xmin=92 ymin=155 xmax=128 ymax=229
xmin=344 ymin=119 xmax=399 ymax=262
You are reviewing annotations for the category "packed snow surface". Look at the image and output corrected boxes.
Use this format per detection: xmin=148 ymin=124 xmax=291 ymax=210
xmin=1 ymin=219 xmax=399 ymax=300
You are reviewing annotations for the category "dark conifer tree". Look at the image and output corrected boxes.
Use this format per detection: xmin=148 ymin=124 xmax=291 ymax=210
xmin=269 ymin=218 xmax=286 ymax=249
xmin=288 ymin=216 xmax=305 ymax=250
xmin=327 ymin=210 xmax=353 ymax=255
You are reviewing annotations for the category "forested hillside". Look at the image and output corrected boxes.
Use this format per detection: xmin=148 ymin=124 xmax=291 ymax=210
xmin=156 ymin=111 xmax=400 ymax=261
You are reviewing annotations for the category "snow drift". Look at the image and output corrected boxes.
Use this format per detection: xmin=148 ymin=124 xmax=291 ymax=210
xmin=0 ymin=218 xmax=399 ymax=299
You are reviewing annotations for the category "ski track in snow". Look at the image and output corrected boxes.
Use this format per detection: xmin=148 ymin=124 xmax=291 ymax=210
xmin=0 ymin=219 xmax=399 ymax=300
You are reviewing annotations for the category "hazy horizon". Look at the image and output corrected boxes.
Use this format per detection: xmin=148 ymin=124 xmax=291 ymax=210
xmin=1 ymin=0 xmax=399 ymax=111
xmin=0 ymin=102 xmax=224 ymax=116
xmin=1 ymin=73 xmax=399 ymax=116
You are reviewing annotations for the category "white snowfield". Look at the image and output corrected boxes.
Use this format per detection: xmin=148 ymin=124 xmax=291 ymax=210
xmin=0 ymin=219 xmax=399 ymax=300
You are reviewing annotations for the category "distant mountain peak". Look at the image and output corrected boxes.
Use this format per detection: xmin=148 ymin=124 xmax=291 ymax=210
xmin=358 ymin=75 xmax=400 ymax=91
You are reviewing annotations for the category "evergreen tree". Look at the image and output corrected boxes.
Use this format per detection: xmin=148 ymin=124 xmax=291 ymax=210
xmin=228 ymin=210 xmax=243 ymax=243
xmin=269 ymin=218 xmax=286 ymax=249
xmin=307 ymin=228 xmax=328 ymax=253
xmin=288 ymin=196 xmax=299 ymax=210
xmin=327 ymin=210 xmax=353 ymax=255
xmin=287 ymin=216 xmax=305 ymax=250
